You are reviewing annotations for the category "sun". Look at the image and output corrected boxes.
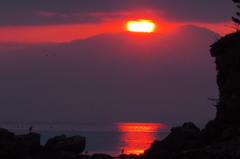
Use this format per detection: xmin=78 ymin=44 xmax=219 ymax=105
xmin=127 ymin=19 xmax=155 ymax=33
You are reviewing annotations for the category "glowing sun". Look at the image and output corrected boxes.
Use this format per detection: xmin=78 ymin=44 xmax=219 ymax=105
xmin=127 ymin=19 xmax=155 ymax=33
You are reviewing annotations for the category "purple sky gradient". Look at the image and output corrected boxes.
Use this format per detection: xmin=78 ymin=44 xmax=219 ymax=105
xmin=0 ymin=0 xmax=236 ymax=26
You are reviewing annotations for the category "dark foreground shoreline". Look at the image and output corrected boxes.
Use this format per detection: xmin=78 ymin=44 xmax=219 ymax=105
xmin=0 ymin=125 xmax=146 ymax=159
xmin=2 ymin=121 xmax=240 ymax=159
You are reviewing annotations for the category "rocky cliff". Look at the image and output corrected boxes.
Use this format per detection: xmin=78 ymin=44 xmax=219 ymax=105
xmin=210 ymin=31 xmax=240 ymax=129
xmin=144 ymin=31 xmax=240 ymax=159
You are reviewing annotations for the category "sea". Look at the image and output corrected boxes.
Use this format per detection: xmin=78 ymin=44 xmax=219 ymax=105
xmin=0 ymin=122 xmax=205 ymax=157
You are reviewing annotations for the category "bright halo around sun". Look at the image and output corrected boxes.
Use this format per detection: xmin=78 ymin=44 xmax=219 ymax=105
xmin=127 ymin=19 xmax=155 ymax=33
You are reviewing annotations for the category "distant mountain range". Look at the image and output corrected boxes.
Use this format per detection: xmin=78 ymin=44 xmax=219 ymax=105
xmin=0 ymin=25 xmax=220 ymax=123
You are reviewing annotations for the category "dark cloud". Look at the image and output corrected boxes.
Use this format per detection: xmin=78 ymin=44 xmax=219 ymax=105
xmin=0 ymin=0 xmax=236 ymax=26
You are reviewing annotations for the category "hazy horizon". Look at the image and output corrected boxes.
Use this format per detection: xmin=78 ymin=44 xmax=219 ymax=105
xmin=1 ymin=0 xmax=237 ymax=125
xmin=0 ymin=25 xmax=220 ymax=124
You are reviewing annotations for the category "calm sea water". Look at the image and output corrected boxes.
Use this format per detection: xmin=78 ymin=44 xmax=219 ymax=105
xmin=0 ymin=122 xmax=204 ymax=157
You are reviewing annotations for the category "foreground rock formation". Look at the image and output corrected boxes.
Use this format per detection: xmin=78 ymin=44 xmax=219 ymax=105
xmin=0 ymin=127 xmax=86 ymax=159
xmin=209 ymin=31 xmax=240 ymax=130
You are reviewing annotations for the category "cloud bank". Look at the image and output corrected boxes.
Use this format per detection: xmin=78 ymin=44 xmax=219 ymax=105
xmin=0 ymin=0 xmax=236 ymax=26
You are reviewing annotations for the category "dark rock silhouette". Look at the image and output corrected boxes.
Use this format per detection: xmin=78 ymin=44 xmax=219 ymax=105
xmin=0 ymin=127 xmax=86 ymax=159
xmin=0 ymin=127 xmax=17 ymax=159
xmin=15 ymin=132 xmax=41 ymax=156
xmin=140 ymin=31 xmax=240 ymax=159
xmin=205 ymin=31 xmax=240 ymax=140
xmin=143 ymin=122 xmax=203 ymax=159
xmin=149 ymin=122 xmax=202 ymax=151
xmin=44 ymin=134 xmax=86 ymax=154
xmin=90 ymin=154 xmax=114 ymax=159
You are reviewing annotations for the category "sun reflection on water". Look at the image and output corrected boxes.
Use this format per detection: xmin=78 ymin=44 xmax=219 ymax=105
xmin=116 ymin=123 xmax=164 ymax=155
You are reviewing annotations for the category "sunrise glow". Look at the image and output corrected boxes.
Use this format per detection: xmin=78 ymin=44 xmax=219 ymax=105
xmin=127 ymin=20 xmax=155 ymax=33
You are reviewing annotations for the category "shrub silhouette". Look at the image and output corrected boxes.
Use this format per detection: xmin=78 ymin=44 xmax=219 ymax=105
xmin=232 ymin=0 xmax=240 ymax=26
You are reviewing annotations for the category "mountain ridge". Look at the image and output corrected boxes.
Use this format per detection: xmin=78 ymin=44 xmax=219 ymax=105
xmin=70 ymin=25 xmax=220 ymax=44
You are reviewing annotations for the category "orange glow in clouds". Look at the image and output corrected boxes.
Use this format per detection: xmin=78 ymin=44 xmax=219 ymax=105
xmin=127 ymin=19 xmax=155 ymax=32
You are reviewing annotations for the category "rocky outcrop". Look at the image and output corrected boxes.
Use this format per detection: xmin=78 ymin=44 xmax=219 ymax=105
xmin=150 ymin=122 xmax=203 ymax=151
xmin=143 ymin=31 xmax=240 ymax=159
xmin=201 ymin=31 xmax=240 ymax=144
xmin=0 ymin=127 xmax=86 ymax=159
xmin=90 ymin=154 xmax=114 ymax=159
xmin=144 ymin=122 xmax=204 ymax=159
xmin=15 ymin=132 xmax=42 ymax=157
xmin=44 ymin=134 xmax=86 ymax=154
xmin=0 ymin=127 xmax=18 ymax=159
xmin=15 ymin=132 xmax=41 ymax=148
xmin=0 ymin=128 xmax=42 ymax=158
xmin=181 ymin=135 xmax=240 ymax=159
xmin=210 ymin=31 xmax=240 ymax=129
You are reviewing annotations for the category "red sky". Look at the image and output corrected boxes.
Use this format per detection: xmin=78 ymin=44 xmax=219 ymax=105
xmin=0 ymin=0 xmax=237 ymax=43
xmin=0 ymin=21 xmax=234 ymax=43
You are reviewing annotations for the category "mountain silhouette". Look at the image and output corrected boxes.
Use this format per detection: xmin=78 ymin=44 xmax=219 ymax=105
xmin=0 ymin=25 xmax=220 ymax=123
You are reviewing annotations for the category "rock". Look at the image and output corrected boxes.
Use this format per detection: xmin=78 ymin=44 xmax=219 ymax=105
xmin=44 ymin=134 xmax=86 ymax=154
xmin=0 ymin=127 xmax=15 ymax=141
xmin=150 ymin=122 xmax=203 ymax=152
xmin=79 ymin=154 xmax=90 ymax=159
xmin=182 ymin=122 xmax=200 ymax=131
xmin=0 ymin=140 xmax=18 ymax=159
xmin=219 ymin=128 xmax=240 ymax=142
xmin=144 ymin=148 xmax=179 ymax=159
xmin=14 ymin=132 xmax=42 ymax=157
xmin=0 ymin=128 xmax=42 ymax=158
xmin=0 ymin=128 xmax=18 ymax=159
xmin=44 ymin=134 xmax=66 ymax=151
xmin=15 ymin=132 xmax=41 ymax=151
xmin=185 ymin=136 xmax=240 ymax=159
xmin=144 ymin=31 xmax=240 ymax=159
xmin=118 ymin=154 xmax=146 ymax=159
xmin=0 ymin=127 xmax=87 ymax=159
xmin=90 ymin=153 xmax=114 ymax=159
xmin=0 ymin=127 xmax=17 ymax=154
xmin=40 ymin=150 xmax=82 ymax=159
xmin=209 ymin=31 xmax=240 ymax=130
xmin=143 ymin=122 xmax=204 ymax=159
